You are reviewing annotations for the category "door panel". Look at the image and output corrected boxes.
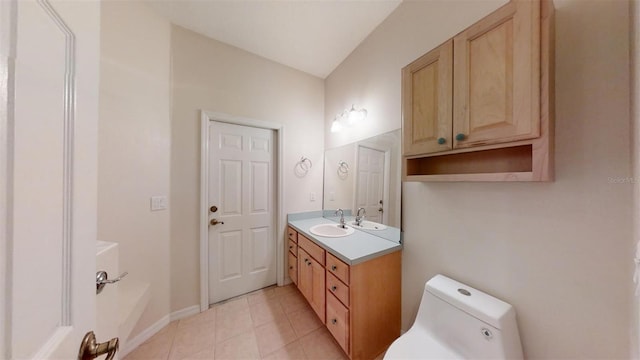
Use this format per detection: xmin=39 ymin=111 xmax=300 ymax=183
xmin=250 ymin=162 xmax=269 ymax=212
xmin=356 ymin=147 xmax=385 ymax=224
xmin=7 ymin=0 xmax=100 ymax=358
xmin=453 ymin=0 xmax=540 ymax=147
xmin=402 ymin=40 xmax=453 ymax=155
xmin=250 ymin=227 xmax=270 ymax=273
xmin=217 ymin=231 xmax=242 ymax=281
xmin=209 ymin=121 xmax=276 ymax=304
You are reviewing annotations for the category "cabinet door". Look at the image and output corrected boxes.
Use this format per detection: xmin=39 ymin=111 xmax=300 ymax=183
xmin=402 ymin=40 xmax=453 ymax=156
xmin=298 ymin=248 xmax=326 ymax=323
xmin=453 ymin=0 xmax=540 ymax=148
xmin=297 ymin=248 xmax=312 ymax=299
xmin=288 ymin=251 xmax=298 ymax=285
xmin=309 ymin=257 xmax=326 ymax=323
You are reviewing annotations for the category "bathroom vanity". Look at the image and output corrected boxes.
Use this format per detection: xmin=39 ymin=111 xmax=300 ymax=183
xmin=287 ymin=213 xmax=402 ymax=360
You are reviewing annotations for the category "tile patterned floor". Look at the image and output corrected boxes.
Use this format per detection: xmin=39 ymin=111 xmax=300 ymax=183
xmin=123 ymin=284 xmax=376 ymax=360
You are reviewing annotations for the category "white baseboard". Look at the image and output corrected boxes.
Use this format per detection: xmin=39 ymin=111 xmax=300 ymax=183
xmin=170 ymin=305 xmax=201 ymax=322
xmin=119 ymin=305 xmax=202 ymax=358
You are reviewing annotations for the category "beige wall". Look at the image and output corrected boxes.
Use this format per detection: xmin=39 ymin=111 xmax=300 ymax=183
xmin=170 ymin=25 xmax=325 ymax=313
xmin=325 ymin=0 xmax=634 ymax=358
xmin=99 ymin=1 xmax=171 ymax=339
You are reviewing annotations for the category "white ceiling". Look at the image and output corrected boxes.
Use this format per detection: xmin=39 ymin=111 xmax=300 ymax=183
xmin=147 ymin=0 xmax=402 ymax=78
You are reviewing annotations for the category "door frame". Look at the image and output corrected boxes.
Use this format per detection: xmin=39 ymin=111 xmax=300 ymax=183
xmin=0 ymin=0 xmax=15 ymax=357
xmin=199 ymin=110 xmax=284 ymax=312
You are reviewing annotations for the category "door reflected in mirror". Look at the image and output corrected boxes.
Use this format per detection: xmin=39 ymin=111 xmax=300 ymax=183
xmin=323 ymin=129 xmax=401 ymax=235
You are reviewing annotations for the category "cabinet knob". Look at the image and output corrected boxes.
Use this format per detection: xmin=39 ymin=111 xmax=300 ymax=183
xmin=437 ymin=137 xmax=446 ymax=145
xmin=455 ymin=133 xmax=466 ymax=141
xmin=331 ymin=319 xmax=337 ymax=325
xmin=289 ymin=266 xmax=293 ymax=270
xmin=289 ymin=245 xmax=293 ymax=249
xmin=331 ymin=286 xmax=337 ymax=291
xmin=307 ymin=261 xmax=312 ymax=266
xmin=331 ymin=265 xmax=337 ymax=271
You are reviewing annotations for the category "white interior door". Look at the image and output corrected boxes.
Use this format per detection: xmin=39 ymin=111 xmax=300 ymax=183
xmin=3 ymin=0 xmax=100 ymax=359
xmin=355 ymin=146 xmax=385 ymax=224
xmin=208 ymin=121 xmax=276 ymax=304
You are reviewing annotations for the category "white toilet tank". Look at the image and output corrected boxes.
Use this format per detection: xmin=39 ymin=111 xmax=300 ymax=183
xmin=386 ymin=274 xmax=523 ymax=359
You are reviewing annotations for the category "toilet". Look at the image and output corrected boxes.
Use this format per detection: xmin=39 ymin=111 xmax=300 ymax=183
xmin=384 ymin=275 xmax=523 ymax=359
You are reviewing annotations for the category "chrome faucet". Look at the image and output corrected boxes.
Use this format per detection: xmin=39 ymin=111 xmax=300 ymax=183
xmin=335 ymin=208 xmax=346 ymax=229
xmin=355 ymin=207 xmax=366 ymax=226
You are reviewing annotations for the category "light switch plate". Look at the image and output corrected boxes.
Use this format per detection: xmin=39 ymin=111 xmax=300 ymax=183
xmin=151 ymin=196 xmax=168 ymax=211
xmin=310 ymin=192 xmax=316 ymax=202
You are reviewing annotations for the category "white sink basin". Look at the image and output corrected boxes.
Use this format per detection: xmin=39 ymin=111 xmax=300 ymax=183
xmin=309 ymin=223 xmax=355 ymax=238
xmin=348 ymin=220 xmax=387 ymax=231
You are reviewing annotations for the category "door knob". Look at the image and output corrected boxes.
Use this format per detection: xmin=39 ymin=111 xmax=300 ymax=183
xmin=210 ymin=219 xmax=224 ymax=226
xmin=78 ymin=331 xmax=119 ymax=360
xmin=210 ymin=205 xmax=218 ymax=213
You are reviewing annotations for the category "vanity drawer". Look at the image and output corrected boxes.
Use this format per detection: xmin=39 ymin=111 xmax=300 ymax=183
xmin=326 ymin=252 xmax=349 ymax=285
xmin=326 ymin=272 xmax=349 ymax=307
xmin=326 ymin=292 xmax=349 ymax=354
xmin=287 ymin=226 xmax=298 ymax=243
xmin=298 ymin=234 xmax=325 ymax=266
xmin=288 ymin=251 xmax=298 ymax=285
xmin=288 ymin=239 xmax=297 ymax=255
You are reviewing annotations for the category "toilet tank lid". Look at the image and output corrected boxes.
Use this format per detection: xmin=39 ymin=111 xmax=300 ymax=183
xmin=426 ymin=275 xmax=516 ymax=330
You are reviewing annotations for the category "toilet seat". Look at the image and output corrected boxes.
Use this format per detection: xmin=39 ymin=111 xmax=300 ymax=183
xmin=384 ymin=327 xmax=462 ymax=359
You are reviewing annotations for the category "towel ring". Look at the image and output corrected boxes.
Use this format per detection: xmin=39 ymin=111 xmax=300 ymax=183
xmin=337 ymin=161 xmax=349 ymax=175
xmin=295 ymin=156 xmax=312 ymax=177
xmin=299 ymin=157 xmax=312 ymax=172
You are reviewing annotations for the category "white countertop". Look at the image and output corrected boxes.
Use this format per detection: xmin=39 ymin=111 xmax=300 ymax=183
xmin=287 ymin=216 xmax=402 ymax=265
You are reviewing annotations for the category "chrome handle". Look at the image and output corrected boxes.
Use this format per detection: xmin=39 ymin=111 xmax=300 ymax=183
xmin=96 ymin=271 xmax=127 ymax=294
xmin=78 ymin=331 xmax=119 ymax=360
xmin=210 ymin=219 xmax=224 ymax=226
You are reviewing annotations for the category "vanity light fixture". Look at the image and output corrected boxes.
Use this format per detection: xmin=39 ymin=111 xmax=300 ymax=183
xmin=346 ymin=104 xmax=367 ymax=125
xmin=331 ymin=115 xmax=343 ymax=133
xmin=330 ymin=104 xmax=368 ymax=133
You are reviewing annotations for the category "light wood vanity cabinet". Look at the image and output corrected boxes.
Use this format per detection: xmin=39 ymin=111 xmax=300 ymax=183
xmin=288 ymin=227 xmax=401 ymax=360
xmin=402 ymin=0 xmax=554 ymax=181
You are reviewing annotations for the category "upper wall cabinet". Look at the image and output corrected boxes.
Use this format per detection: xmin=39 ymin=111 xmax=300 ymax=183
xmin=403 ymin=40 xmax=453 ymax=156
xmin=402 ymin=0 xmax=554 ymax=182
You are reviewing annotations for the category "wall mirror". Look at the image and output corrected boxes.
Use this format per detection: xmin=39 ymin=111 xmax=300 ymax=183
xmin=323 ymin=129 xmax=401 ymax=242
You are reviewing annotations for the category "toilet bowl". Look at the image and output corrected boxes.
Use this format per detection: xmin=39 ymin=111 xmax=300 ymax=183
xmin=385 ymin=275 xmax=523 ymax=359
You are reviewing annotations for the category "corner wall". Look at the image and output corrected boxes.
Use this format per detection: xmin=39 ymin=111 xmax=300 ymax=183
xmin=98 ymin=1 xmax=171 ymax=340
xmin=325 ymin=0 xmax=633 ymax=357
xmin=169 ymin=25 xmax=325 ymax=313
